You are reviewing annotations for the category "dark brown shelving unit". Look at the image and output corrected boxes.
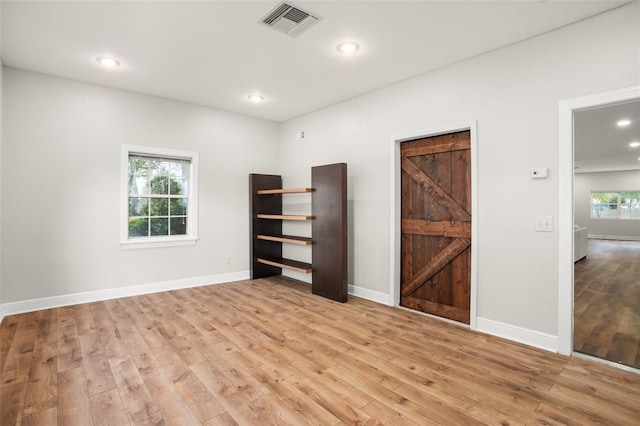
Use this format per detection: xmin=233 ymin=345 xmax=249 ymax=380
xmin=257 ymin=257 xmax=313 ymax=274
xmin=256 ymin=214 xmax=314 ymax=220
xmin=311 ymin=163 xmax=348 ymax=302
xmin=256 ymin=235 xmax=313 ymax=245
xmin=249 ymin=163 xmax=347 ymax=302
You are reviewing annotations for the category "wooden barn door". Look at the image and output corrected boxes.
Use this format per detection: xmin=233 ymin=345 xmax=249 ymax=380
xmin=400 ymin=131 xmax=471 ymax=323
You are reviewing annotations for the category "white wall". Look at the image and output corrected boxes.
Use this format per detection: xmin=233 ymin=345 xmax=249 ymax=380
xmin=1 ymin=68 xmax=279 ymax=305
xmin=0 ymin=1 xmax=4 ymax=317
xmin=277 ymin=2 xmax=640 ymax=340
xmin=574 ymin=170 xmax=640 ymax=239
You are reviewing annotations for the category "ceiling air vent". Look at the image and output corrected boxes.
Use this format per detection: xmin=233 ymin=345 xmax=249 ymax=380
xmin=260 ymin=2 xmax=322 ymax=38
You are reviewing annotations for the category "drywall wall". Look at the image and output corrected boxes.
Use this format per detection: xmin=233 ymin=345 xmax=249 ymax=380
xmin=0 ymin=56 xmax=4 ymax=318
xmin=1 ymin=0 xmax=4 ymax=316
xmin=277 ymin=2 xmax=640 ymax=338
xmin=1 ymin=4 xmax=4 ymax=318
xmin=574 ymin=170 xmax=640 ymax=239
xmin=1 ymin=68 xmax=279 ymax=304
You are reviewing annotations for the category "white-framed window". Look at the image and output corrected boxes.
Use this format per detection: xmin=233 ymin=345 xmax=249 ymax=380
xmin=591 ymin=191 xmax=640 ymax=220
xmin=121 ymin=145 xmax=199 ymax=249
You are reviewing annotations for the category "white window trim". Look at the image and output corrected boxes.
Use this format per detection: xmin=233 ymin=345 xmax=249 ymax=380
xmin=120 ymin=144 xmax=199 ymax=249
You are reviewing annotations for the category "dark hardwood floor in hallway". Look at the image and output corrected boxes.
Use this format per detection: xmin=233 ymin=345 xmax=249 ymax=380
xmin=2 ymin=276 xmax=639 ymax=425
xmin=574 ymin=239 xmax=640 ymax=369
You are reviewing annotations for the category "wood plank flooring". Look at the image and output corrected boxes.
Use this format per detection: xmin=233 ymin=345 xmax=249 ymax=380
xmin=2 ymin=276 xmax=640 ymax=425
xmin=574 ymin=239 xmax=640 ymax=369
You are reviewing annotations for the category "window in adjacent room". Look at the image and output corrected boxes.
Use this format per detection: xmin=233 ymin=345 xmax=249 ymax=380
xmin=591 ymin=191 xmax=640 ymax=220
xmin=121 ymin=145 xmax=199 ymax=248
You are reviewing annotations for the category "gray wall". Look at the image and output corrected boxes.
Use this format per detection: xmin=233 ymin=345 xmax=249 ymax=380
xmin=0 ymin=0 xmax=4 ymax=314
xmin=574 ymin=170 xmax=640 ymax=239
xmin=277 ymin=2 xmax=640 ymax=337
xmin=1 ymin=68 xmax=280 ymax=303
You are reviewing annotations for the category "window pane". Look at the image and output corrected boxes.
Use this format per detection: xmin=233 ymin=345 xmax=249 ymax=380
xmin=126 ymin=151 xmax=196 ymax=243
xmin=592 ymin=204 xmax=617 ymax=219
xmin=150 ymin=198 xmax=168 ymax=216
xmin=133 ymin=174 xmax=150 ymax=195
xmin=129 ymin=197 xmax=149 ymax=216
xmin=592 ymin=192 xmax=618 ymax=204
xmin=621 ymin=192 xmax=640 ymax=219
xmin=147 ymin=159 xmax=162 ymax=175
xmin=170 ymin=162 xmax=188 ymax=178
xmin=129 ymin=157 xmax=148 ymax=175
xmin=170 ymin=217 xmax=187 ymax=235
xmin=181 ymin=178 xmax=189 ymax=195
xmin=151 ymin=161 xmax=170 ymax=176
xmin=150 ymin=218 xmax=169 ymax=236
xmin=129 ymin=218 xmax=149 ymax=237
xmin=169 ymin=177 xmax=188 ymax=195
xmin=170 ymin=198 xmax=188 ymax=216
xmin=150 ymin=176 xmax=169 ymax=194
xmin=621 ymin=192 xmax=640 ymax=206
xmin=128 ymin=158 xmax=150 ymax=195
xmin=591 ymin=192 xmax=618 ymax=219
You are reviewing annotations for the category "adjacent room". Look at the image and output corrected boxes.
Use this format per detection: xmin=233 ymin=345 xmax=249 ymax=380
xmin=1 ymin=1 xmax=639 ymax=424
xmin=573 ymin=101 xmax=640 ymax=369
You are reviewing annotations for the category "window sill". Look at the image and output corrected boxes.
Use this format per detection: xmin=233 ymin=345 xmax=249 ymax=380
xmin=591 ymin=217 xmax=640 ymax=221
xmin=120 ymin=236 xmax=198 ymax=250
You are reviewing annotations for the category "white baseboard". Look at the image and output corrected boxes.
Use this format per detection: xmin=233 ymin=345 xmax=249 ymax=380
xmin=280 ymin=279 xmax=390 ymax=305
xmin=476 ymin=317 xmax=558 ymax=353
xmin=0 ymin=271 xmax=250 ymax=320
xmin=348 ymin=284 xmax=389 ymax=305
xmin=588 ymin=234 xmax=640 ymax=241
xmin=1 ymin=276 xmax=558 ymax=356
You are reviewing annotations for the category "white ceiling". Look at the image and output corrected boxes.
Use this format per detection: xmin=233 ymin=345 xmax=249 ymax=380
xmin=3 ymin=1 xmax=636 ymax=172
xmin=575 ymin=100 xmax=640 ymax=173
xmin=1 ymin=0 xmax=628 ymax=123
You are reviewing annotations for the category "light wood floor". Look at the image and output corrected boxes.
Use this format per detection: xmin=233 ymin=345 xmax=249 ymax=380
xmin=2 ymin=277 xmax=639 ymax=425
xmin=574 ymin=239 xmax=640 ymax=369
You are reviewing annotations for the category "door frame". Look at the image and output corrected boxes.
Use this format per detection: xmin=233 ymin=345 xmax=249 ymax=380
xmin=557 ymin=85 xmax=640 ymax=355
xmin=390 ymin=121 xmax=478 ymax=329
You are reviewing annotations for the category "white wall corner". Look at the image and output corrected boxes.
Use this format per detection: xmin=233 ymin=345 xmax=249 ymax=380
xmin=476 ymin=317 xmax=558 ymax=353
xmin=348 ymin=284 xmax=389 ymax=305
xmin=0 ymin=271 xmax=250 ymax=317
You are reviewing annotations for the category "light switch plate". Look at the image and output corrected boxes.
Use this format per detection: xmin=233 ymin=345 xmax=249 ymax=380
xmin=535 ymin=216 xmax=553 ymax=232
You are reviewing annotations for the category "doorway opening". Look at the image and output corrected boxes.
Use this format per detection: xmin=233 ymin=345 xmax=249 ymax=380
xmin=558 ymin=86 xmax=640 ymax=362
xmin=573 ymin=100 xmax=640 ymax=369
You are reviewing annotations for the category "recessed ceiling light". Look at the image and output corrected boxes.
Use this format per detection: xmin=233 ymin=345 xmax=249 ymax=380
xmin=630 ymin=141 xmax=640 ymax=148
xmin=248 ymin=94 xmax=264 ymax=103
xmin=337 ymin=41 xmax=359 ymax=54
xmin=96 ymin=56 xmax=120 ymax=68
xmin=617 ymin=119 xmax=631 ymax=127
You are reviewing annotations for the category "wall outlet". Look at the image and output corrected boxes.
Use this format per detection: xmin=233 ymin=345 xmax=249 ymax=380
xmin=224 ymin=256 xmax=231 ymax=264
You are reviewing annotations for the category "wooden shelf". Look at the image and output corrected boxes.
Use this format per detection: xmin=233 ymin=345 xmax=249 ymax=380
xmin=250 ymin=166 xmax=347 ymax=303
xmin=257 ymin=257 xmax=312 ymax=274
xmin=257 ymin=214 xmax=313 ymax=221
xmin=257 ymin=235 xmax=312 ymax=245
xmin=257 ymin=188 xmax=313 ymax=195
